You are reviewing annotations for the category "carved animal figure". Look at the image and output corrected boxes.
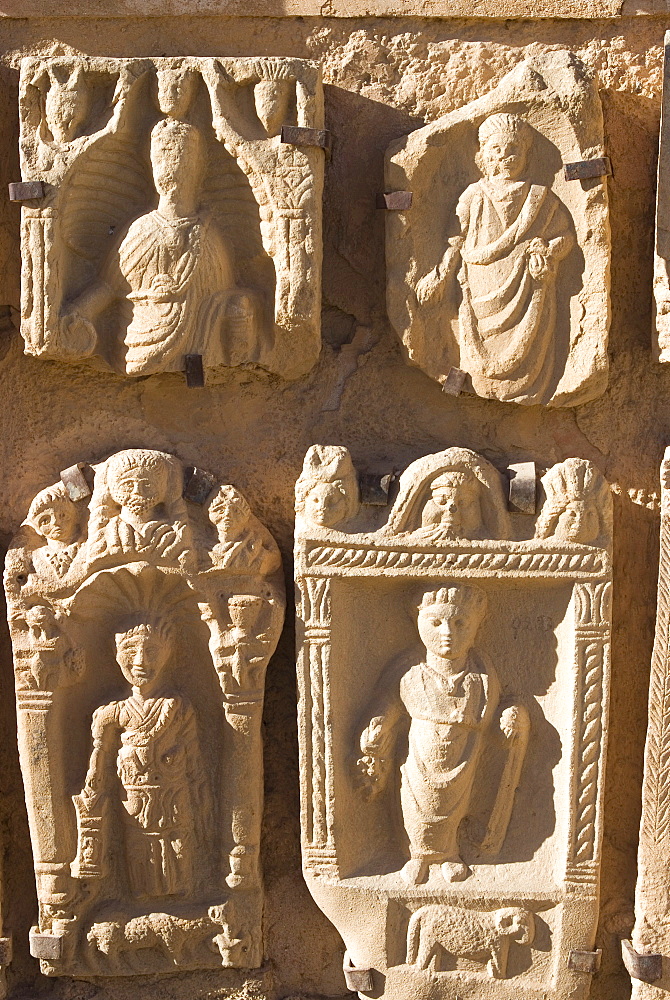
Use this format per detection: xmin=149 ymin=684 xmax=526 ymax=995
xmin=87 ymin=904 xmax=246 ymax=969
xmin=406 ymin=904 xmax=535 ymax=978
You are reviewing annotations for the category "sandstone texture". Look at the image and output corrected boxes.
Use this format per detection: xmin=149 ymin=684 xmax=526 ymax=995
xmin=0 ymin=12 xmax=663 ymax=1000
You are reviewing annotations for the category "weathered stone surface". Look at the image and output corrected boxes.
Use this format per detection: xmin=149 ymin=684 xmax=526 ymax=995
xmin=3 ymin=448 xmax=284 ymax=976
xmin=295 ymin=444 xmax=612 ymax=1000
xmin=0 ymin=21 xmax=663 ymax=1000
xmin=385 ymin=51 xmax=611 ymax=407
xmin=18 ymin=55 xmax=324 ymax=380
xmin=628 ymin=447 xmax=670 ymax=1000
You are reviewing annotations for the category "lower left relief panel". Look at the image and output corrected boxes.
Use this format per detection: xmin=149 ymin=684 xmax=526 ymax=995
xmin=2 ymin=447 xmax=285 ymax=976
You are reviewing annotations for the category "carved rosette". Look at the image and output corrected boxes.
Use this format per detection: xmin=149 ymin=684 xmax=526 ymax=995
xmin=295 ymin=446 xmax=613 ymax=1000
xmin=4 ymin=448 xmax=284 ymax=977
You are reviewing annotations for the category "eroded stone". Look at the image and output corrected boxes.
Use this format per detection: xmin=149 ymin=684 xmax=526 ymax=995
xmin=18 ymin=56 xmax=324 ymax=380
xmin=295 ymin=444 xmax=612 ymax=1000
xmin=385 ymin=50 xmax=611 ymax=407
xmin=3 ymin=447 xmax=285 ymax=977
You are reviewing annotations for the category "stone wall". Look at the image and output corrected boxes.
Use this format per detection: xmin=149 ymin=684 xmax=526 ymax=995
xmin=0 ymin=8 xmax=665 ymax=1000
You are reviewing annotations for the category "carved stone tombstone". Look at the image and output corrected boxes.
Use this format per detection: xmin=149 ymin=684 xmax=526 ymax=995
xmin=627 ymin=447 xmax=670 ymax=998
xmin=18 ymin=55 xmax=324 ymax=379
xmin=4 ymin=449 xmax=284 ymax=976
xmin=384 ymin=50 xmax=611 ymax=407
xmin=295 ymin=446 xmax=612 ymax=999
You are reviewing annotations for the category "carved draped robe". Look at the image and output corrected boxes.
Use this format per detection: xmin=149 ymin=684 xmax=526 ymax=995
xmin=399 ymin=654 xmax=498 ymax=862
xmin=91 ymin=694 xmax=208 ymax=898
xmin=455 ymin=178 xmax=573 ymax=404
xmin=104 ymin=210 xmax=239 ymax=376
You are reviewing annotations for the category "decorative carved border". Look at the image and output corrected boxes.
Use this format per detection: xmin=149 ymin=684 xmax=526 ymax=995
xmin=301 ymin=539 xmax=608 ymax=579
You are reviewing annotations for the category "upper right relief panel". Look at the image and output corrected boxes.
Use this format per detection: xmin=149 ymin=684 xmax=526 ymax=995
xmin=384 ymin=51 xmax=611 ymax=408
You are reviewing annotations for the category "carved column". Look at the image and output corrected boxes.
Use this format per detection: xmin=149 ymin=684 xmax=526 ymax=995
xmin=297 ymin=575 xmax=337 ymax=876
xmin=630 ymin=449 xmax=670 ymax=998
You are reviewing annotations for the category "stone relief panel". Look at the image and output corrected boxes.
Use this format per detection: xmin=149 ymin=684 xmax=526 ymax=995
xmin=295 ymin=445 xmax=612 ymax=1000
xmin=628 ymin=447 xmax=670 ymax=999
xmin=4 ymin=449 xmax=285 ymax=976
xmin=384 ymin=50 xmax=611 ymax=407
xmin=18 ymin=55 xmax=324 ymax=379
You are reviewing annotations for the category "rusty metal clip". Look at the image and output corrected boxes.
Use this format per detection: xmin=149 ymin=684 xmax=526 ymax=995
xmin=376 ymin=191 xmax=413 ymax=210
xmin=0 ymin=936 xmax=12 ymax=966
xmin=343 ymin=952 xmax=374 ymax=992
xmin=622 ymin=939 xmax=663 ymax=983
xmin=29 ymin=927 xmax=63 ymax=961
xmin=60 ymin=463 xmax=92 ymax=502
xmin=184 ymin=353 xmax=205 ymax=388
xmin=508 ymin=462 xmax=537 ymax=514
xmin=440 ymin=367 xmax=467 ymax=396
xmin=359 ymin=471 xmax=395 ymax=506
xmin=568 ymin=949 xmax=602 ymax=974
xmin=183 ymin=465 xmax=216 ymax=505
xmin=563 ymin=157 xmax=612 ymax=182
xmin=281 ymin=125 xmax=332 ymax=154
xmin=8 ymin=181 xmax=45 ymax=201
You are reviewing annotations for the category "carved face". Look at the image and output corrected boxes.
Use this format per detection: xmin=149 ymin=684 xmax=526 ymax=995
xmin=254 ymin=80 xmax=293 ymax=137
xmin=150 ymin=125 xmax=203 ymax=200
xmin=209 ymin=493 xmax=250 ymax=538
xmin=555 ymin=500 xmax=600 ymax=544
xmin=422 ymin=480 xmax=481 ymax=538
xmin=116 ymin=631 xmax=170 ymax=691
xmin=417 ymin=602 xmax=481 ymax=661
xmin=45 ymin=71 xmax=90 ymax=144
xmin=33 ymin=500 xmax=79 ymax=544
xmin=479 ymin=133 xmax=527 ymax=181
xmin=305 ymin=482 xmax=348 ymax=528
xmin=26 ymin=606 xmax=61 ymax=650
xmin=109 ymin=465 xmax=168 ymax=516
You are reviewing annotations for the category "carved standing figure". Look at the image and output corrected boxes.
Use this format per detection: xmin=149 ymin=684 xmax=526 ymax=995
xmin=417 ymin=113 xmax=574 ymax=404
xmin=61 ymin=117 xmax=259 ymax=375
xmin=357 ymin=585 xmax=500 ymax=884
xmin=72 ymin=615 xmax=211 ymax=899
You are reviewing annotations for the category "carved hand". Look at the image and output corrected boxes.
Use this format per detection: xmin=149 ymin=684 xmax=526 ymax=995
xmin=526 ymin=238 xmax=553 ymax=280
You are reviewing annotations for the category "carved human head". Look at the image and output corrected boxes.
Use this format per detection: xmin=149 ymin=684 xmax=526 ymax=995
xmin=296 ymin=445 xmax=359 ymax=529
xmin=114 ymin=615 xmax=173 ymax=691
xmin=536 ymin=458 xmax=610 ymax=546
xmin=476 ymin=113 xmax=531 ymax=181
xmin=150 ymin=118 xmax=205 ymax=198
xmin=156 ymin=68 xmax=198 ymax=118
xmin=28 ymin=484 xmax=80 ymax=545
xmin=208 ymin=485 xmax=252 ymax=539
xmin=45 ymin=64 xmax=90 ymax=144
xmin=252 ymin=62 xmax=294 ymax=137
xmin=25 ymin=604 xmax=61 ymax=649
xmin=417 ymin=584 xmax=487 ymax=661
xmin=106 ymin=451 xmax=171 ymax=516
xmin=421 ymin=470 xmax=482 ymax=538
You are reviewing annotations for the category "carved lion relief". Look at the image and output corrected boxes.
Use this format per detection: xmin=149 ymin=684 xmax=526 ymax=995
xmin=18 ymin=55 xmax=324 ymax=380
xmin=384 ymin=50 xmax=611 ymax=407
xmin=4 ymin=448 xmax=284 ymax=976
xmin=294 ymin=445 xmax=612 ymax=1000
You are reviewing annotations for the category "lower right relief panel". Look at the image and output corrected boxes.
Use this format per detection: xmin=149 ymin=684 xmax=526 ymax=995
xmin=293 ymin=445 xmax=613 ymax=1000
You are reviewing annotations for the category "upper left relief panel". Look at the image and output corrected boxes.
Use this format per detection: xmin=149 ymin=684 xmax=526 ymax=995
xmin=17 ymin=55 xmax=325 ymax=379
